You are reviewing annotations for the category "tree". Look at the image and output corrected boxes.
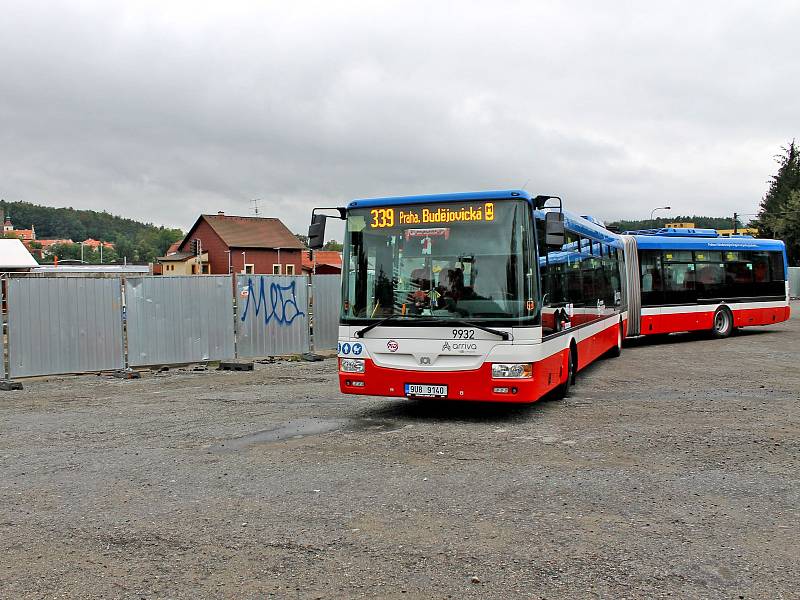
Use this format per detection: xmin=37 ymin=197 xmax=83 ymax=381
xmin=322 ymin=240 xmax=343 ymax=251
xmin=766 ymin=190 xmax=800 ymax=265
xmin=756 ymin=141 xmax=800 ymax=264
xmin=295 ymin=233 xmax=309 ymax=247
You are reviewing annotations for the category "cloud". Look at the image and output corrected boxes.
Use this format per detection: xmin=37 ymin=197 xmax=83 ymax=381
xmin=0 ymin=0 xmax=797 ymax=235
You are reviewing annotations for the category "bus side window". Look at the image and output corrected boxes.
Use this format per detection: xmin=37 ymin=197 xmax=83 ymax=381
xmin=639 ymin=250 xmax=663 ymax=306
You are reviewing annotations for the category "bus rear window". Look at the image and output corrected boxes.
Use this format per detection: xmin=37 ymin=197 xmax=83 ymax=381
xmin=770 ymin=252 xmax=786 ymax=281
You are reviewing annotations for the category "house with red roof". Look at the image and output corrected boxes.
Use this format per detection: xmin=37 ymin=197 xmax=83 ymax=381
xmin=159 ymin=211 xmax=305 ymax=275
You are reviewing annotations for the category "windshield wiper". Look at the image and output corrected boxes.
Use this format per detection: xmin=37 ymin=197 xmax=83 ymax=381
xmin=354 ymin=315 xmax=413 ymax=338
xmin=435 ymin=318 xmax=510 ymax=340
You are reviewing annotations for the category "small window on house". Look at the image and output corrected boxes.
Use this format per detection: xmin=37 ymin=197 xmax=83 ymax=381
xmin=244 ymin=264 xmax=255 ymax=275
xmin=285 ymin=264 xmax=295 ymax=275
xmin=272 ymin=264 xmax=281 ymax=275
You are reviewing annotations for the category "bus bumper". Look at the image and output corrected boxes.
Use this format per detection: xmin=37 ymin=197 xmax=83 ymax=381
xmin=338 ymin=358 xmax=562 ymax=403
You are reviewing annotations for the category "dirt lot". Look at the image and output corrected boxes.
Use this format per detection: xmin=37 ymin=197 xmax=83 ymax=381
xmin=1 ymin=306 xmax=799 ymax=600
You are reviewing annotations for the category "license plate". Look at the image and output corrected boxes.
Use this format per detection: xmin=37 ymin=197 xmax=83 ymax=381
xmin=404 ymin=384 xmax=447 ymax=398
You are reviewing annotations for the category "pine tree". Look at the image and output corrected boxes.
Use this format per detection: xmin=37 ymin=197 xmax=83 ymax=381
xmin=756 ymin=141 xmax=800 ymax=243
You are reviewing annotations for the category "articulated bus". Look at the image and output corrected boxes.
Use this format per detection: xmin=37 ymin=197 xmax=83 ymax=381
xmin=309 ymin=193 xmax=791 ymax=403
xmin=620 ymin=228 xmax=791 ymax=338
xmin=309 ymin=190 xmax=626 ymax=403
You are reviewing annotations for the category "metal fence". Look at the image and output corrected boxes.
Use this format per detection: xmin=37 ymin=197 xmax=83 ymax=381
xmin=125 ymin=276 xmax=235 ymax=367
xmin=790 ymin=267 xmax=800 ymax=299
xmin=1 ymin=273 xmax=340 ymax=379
xmin=7 ymin=277 xmax=125 ymax=377
xmin=0 ymin=285 xmax=4 ymax=379
xmin=235 ymin=274 xmax=310 ymax=358
xmin=311 ymin=275 xmax=340 ymax=349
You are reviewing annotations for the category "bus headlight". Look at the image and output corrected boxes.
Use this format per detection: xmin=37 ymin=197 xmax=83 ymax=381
xmin=340 ymin=358 xmax=365 ymax=373
xmin=491 ymin=363 xmax=533 ymax=378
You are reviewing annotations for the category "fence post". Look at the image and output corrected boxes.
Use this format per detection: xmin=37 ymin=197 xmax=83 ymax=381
xmin=120 ymin=276 xmax=129 ymax=370
xmin=307 ymin=273 xmax=314 ymax=353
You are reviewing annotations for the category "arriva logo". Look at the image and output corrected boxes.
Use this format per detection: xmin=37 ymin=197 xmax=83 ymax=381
xmin=441 ymin=342 xmax=477 ymax=352
xmin=452 ymin=342 xmax=478 ymax=351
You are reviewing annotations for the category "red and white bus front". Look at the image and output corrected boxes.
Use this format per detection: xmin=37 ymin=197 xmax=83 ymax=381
xmin=329 ymin=191 xmax=625 ymax=403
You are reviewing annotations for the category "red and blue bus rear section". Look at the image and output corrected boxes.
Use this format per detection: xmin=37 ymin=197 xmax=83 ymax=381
xmin=639 ymin=303 xmax=790 ymax=335
xmin=336 ymin=316 xmax=624 ymax=403
xmin=625 ymin=229 xmax=791 ymax=336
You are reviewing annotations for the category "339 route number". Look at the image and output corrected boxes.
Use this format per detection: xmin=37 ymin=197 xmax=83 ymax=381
xmin=452 ymin=329 xmax=475 ymax=339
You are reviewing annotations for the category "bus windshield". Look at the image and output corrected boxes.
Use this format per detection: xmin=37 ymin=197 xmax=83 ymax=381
xmin=342 ymin=199 xmax=538 ymax=324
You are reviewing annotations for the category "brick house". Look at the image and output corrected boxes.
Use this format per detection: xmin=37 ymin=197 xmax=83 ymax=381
xmin=170 ymin=212 xmax=305 ymax=275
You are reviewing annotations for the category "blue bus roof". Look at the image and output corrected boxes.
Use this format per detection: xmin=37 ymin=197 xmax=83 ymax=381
xmin=347 ymin=190 xmax=623 ymax=245
xmin=347 ymin=189 xmax=532 ymax=209
xmin=624 ymin=227 xmax=719 ymax=237
xmin=535 ymin=208 xmax=622 ymax=247
xmin=632 ymin=234 xmax=785 ymax=252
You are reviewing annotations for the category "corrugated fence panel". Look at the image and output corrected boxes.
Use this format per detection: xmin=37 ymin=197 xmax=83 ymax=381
xmin=311 ymin=275 xmax=340 ymax=349
xmin=125 ymin=276 xmax=235 ymax=366
xmin=236 ymin=275 xmax=309 ymax=357
xmin=7 ymin=277 xmax=124 ymax=377
xmin=0 ymin=284 xmax=4 ymax=379
xmin=790 ymin=267 xmax=800 ymax=298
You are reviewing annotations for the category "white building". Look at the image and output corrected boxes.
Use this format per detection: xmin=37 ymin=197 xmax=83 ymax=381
xmin=0 ymin=239 xmax=39 ymax=271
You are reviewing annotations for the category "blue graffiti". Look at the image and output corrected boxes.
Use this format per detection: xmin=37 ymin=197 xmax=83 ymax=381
xmin=241 ymin=277 xmax=306 ymax=325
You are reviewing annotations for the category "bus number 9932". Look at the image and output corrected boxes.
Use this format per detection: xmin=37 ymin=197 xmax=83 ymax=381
xmin=452 ymin=329 xmax=475 ymax=339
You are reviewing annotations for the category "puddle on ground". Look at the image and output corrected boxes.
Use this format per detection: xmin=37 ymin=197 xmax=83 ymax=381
xmin=210 ymin=417 xmax=396 ymax=452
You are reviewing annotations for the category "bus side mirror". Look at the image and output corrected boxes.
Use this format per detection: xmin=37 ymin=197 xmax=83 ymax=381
xmin=545 ymin=211 xmax=565 ymax=247
xmin=308 ymin=214 xmax=327 ymax=250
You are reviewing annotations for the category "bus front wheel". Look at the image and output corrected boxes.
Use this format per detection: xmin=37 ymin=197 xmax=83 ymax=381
xmin=553 ymin=347 xmax=576 ymax=400
xmin=712 ymin=307 xmax=733 ymax=339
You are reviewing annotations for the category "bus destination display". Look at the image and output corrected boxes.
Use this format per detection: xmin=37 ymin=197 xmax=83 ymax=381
xmin=369 ymin=202 xmax=495 ymax=229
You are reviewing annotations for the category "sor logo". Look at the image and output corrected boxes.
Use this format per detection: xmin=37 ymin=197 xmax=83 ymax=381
xmin=387 ymin=340 xmax=399 ymax=352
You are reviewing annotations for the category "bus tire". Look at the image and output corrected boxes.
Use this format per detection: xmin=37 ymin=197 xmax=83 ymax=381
xmin=553 ymin=345 xmax=576 ymax=400
xmin=712 ymin=306 xmax=733 ymax=339
xmin=607 ymin=322 xmax=623 ymax=358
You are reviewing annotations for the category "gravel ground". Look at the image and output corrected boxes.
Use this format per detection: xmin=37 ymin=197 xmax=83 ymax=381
xmin=1 ymin=305 xmax=799 ymax=599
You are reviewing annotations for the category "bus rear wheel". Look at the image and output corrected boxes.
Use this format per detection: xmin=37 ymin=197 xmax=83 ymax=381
xmin=607 ymin=323 xmax=623 ymax=358
xmin=712 ymin=307 xmax=733 ymax=338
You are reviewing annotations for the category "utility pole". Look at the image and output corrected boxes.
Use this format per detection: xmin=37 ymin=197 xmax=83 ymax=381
xmin=733 ymin=212 xmax=738 ymax=235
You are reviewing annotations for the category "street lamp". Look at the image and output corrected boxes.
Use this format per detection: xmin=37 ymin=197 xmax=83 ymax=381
xmin=650 ymin=206 xmax=671 ymax=221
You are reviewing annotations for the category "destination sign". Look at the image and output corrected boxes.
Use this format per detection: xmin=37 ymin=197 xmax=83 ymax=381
xmin=369 ymin=202 xmax=495 ymax=229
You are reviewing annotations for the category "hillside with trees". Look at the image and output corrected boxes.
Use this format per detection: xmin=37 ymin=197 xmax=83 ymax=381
xmin=607 ymin=215 xmax=742 ymax=232
xmin=0 ymin=200 xmax=183 ymax=263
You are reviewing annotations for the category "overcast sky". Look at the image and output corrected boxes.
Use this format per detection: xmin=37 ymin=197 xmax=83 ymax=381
xmin=1 ymin=1 xmax=797 ymax=237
